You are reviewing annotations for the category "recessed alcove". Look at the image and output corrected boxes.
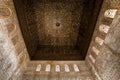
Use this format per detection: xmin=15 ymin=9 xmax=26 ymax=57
xmin=13 ymin=0 xmax=103 ymax=60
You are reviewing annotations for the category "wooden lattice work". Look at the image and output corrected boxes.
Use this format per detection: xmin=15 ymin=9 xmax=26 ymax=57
xmin=106 ymin=0 xmax=120 ymax=8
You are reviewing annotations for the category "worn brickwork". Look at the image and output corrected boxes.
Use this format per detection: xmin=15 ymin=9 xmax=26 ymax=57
xmin=22 ymin=61 xmax=93 ymax=80
xmin=0 ymin=0 xmax=29 ymax=80
xmin=86 ymin=0 xmax=120 ymax=80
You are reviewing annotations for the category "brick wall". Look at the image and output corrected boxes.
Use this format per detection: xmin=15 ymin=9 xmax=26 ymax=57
xmin=0 ymin=0 xmax=29 ymax=80
xmin=85 ymin=0 xmax=120 ymax=80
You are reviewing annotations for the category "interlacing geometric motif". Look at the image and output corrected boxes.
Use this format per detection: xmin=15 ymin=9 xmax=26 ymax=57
xmin=106 ymin=0 xmax=120 ymax=8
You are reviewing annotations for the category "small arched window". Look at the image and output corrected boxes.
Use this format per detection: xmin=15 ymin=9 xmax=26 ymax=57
xmin=104 ymin=9 xmax=117 ymax=18
xmin=55 ymin=65 xmax=60 ymax=72
xmin=92 ymin=47 xmax=100 ymax=56
xmin=36 ymin=64 xmax=41 ymax=72
xmin=45 ymin=64 xmax=51 ymax=72
xmin=99 ymin=24 xmax=110 ymax=33
xmin=73 ymin=64 xmax=79 ymax=72
xmin=64 ymin=64 xmax=70 ymax=72
xmin=95 ymin=37 xmax=104 ymax=45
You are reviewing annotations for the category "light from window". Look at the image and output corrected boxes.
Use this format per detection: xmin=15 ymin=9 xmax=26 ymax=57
xmin=89 ymin=54 xmax=95 ymax=63
xmin=55 ymin=65 xmax=60 ymax=72
xmin=64 ymin=64 xmax=70 ymax=72
xmin=73 ymin=64 xmax=79 ymax=72
xmin=95 ymin=37 xmax=104 ymax=45
xmin=92 ymin=47 xmax=100 ymax=56
xmin=36 ymin=64 xmax=41 ymax=72
xmin=99 ymin=24 xmax=110 ymax=33
xmin=104 ymin=9 xmax=117 ymax=18
xmin=45 ymin=64 xmax=51 ymax=72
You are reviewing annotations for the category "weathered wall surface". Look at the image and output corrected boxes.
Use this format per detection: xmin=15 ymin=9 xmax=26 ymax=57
xmin=86 ymin=0 xmax=120 ymax=80
xmin=22 ymin=61 xmax=93 ymax=80
xmin=0 ymin=0 xmax=29 ymax=80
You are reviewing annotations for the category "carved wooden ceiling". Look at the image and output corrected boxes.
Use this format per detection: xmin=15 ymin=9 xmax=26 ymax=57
xmin=13 ymin=0 xmax=103 ymax=60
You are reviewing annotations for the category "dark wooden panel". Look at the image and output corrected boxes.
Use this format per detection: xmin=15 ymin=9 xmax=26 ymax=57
xmin=25 ymin=0 xmax=83 ymax=46
xmin=13 ymin=0 xmax=39 ymax=58
xmin=13 ymin=0 xmax=103 ymax=60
